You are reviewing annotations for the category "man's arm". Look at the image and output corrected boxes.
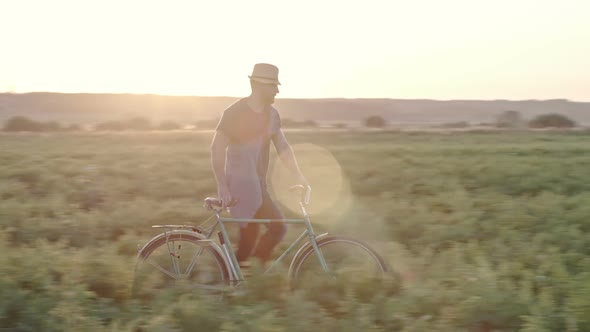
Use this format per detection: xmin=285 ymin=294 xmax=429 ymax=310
xmin=210 ymin=131 xmax=232 ymax=207
xmin=272 ymin=129 xmax=309 ymax=187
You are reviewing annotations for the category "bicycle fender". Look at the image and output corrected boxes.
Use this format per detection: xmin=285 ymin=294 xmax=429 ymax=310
xmin=136 ymin=230 xmax=207 ymax=257
xmin=288 ymin=232 xmax=329 ymax=277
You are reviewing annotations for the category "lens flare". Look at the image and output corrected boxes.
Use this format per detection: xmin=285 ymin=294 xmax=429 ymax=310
xmin=270 ymin=143 xmax=352 ymax=222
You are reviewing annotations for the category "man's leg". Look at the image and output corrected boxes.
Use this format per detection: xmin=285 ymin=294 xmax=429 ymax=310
xmin=235 ymin=223 xmax=260 ymax=263
xmin=252 ymin=192 xmax=287 ymax=263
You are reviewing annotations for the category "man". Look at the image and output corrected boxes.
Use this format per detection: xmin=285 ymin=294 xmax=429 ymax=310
xmin=210 ymin=63 xmax=309 ymax=267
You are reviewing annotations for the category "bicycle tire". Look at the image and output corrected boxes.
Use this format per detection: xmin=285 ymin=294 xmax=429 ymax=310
xmin=289 ymin=235 xmax=389 ymax=289
xmin=134 ymin=232 xmax=229 ymax=297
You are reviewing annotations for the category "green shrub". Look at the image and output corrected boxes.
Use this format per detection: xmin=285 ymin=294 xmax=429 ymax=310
xmin=3 ymin=116 xmax=63 ymax=132
xmin=365 ymin=115 xmax=386 ymax=128
xmin=3 ymin=116 xmax=41 ymax=131
xmin=528 ymin=113 xmax=576 ymax=128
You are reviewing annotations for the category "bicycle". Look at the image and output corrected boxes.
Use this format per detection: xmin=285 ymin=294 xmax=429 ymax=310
xmin=133 ymin=185 xmax=389 ymax=295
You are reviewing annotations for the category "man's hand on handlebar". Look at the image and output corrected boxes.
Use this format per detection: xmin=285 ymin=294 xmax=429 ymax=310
xmin=217 ymin=184 xmax=233 ymax=209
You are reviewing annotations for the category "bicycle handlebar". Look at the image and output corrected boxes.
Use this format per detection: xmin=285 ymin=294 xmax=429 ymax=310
xmin=205 ymin=186 xmax=311 ymax=212
xmin=289 ymin=185 xmax=311 ymax=205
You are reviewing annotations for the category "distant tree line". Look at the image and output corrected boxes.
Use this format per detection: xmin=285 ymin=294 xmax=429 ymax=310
xmin=2 ymin=116 xmax=81 ymax=132
xmin=192 ymin=118 xmax=319 ymax=130
xmin=2 ymin=116 xmax=183 ymax=132
xmin=1 ymin=113 xmax=580 ymax=132
xmin=1 ymin=116 xmax=323 ymax=132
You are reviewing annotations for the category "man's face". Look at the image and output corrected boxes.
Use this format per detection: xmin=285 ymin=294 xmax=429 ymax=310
xmin=255 ymin=82 xmax=280 ymax=105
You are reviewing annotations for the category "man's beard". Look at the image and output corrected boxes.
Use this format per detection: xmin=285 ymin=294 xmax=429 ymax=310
xmin=265 ymin=95 xmax=275 ymax=105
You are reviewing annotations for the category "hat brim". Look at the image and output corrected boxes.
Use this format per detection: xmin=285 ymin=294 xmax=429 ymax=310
xmin=249 ymin=75 xmax=281 ymax=85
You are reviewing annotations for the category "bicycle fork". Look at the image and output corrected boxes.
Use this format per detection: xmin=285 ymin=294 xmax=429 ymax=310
xmin=301 ymin=208 xmax=333 ymax=276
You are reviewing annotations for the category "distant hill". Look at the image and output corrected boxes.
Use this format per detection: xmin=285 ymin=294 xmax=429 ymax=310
xmin=1 ymin=92 xmax=589 ymax=126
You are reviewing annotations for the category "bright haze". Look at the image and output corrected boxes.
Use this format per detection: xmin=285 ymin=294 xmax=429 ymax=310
xmin=1 ymin=0 xmax=589 ymax=101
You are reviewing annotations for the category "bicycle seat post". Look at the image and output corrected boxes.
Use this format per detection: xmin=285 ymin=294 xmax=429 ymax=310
xmin=215 ymin=208 xmax=243 ymax=282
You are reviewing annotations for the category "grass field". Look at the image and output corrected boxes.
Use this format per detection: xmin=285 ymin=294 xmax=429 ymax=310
xmin=1 ymin=130 xmax=589 ymax=331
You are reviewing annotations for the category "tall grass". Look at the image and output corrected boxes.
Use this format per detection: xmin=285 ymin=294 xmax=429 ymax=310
xmin=0 ymin=131 xmax=589 ymax=331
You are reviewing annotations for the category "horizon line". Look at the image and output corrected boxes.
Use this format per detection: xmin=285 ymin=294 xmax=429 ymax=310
xmin=1 ymin=91 xmax=589 ymax=103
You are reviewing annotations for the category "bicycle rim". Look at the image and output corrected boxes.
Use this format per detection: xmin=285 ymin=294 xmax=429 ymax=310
xmin=134 ymin=233 xmax=229 ymax=298
xmin=290 ymin=236 xmax=389 ymax=292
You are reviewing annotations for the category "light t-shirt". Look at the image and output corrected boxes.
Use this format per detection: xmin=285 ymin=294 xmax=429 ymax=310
xmin=215 ymin=98 xmax=281 ymax=218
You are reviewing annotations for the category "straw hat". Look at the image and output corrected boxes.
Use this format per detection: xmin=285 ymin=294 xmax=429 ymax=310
xmin=248 ymin=63 xmax=281 ymax=85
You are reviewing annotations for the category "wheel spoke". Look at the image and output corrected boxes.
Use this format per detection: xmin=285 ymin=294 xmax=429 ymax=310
xmin=166 ymin=240 xmax=182 ymax=277
xmin=185 ymin=246 xmax=205 ymax=276
xmin=146 ymin=257 xmax=178 ymax=279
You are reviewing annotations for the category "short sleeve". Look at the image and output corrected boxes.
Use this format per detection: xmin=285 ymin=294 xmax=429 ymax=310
xmin=215 ymin=109 xmax=235 ymax=139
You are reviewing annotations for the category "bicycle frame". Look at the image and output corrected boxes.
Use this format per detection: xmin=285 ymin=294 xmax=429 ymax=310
xmin=209 ymin=201 xmax=331 ymax=283
xmin=141 ymin=186 xmax=336 ymax=288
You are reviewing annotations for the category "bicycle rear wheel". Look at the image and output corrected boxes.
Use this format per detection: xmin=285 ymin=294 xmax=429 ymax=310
xmin=133 ymin=232 xmax=229 ymax=298
xmin=290 ymin=236 xmax=389 ymax=294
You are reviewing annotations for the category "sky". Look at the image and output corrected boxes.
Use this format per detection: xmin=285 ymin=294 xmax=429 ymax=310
xmin=1 ymin=0 xmax=589 ymax=101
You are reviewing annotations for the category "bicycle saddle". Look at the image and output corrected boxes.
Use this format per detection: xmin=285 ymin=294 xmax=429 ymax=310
xmin=204 ymin=197 xmax=222 ymax=207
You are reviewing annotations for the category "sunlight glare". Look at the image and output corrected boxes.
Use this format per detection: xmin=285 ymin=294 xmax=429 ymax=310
xmin=270 ymin=143 xmax=353 ymax=222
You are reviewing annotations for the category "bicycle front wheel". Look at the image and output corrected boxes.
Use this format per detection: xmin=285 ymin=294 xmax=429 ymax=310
xmin=290 ymin=236 xmax=389 ymax=292
xmin=133 ymin=232 xmax=229 ymax=298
